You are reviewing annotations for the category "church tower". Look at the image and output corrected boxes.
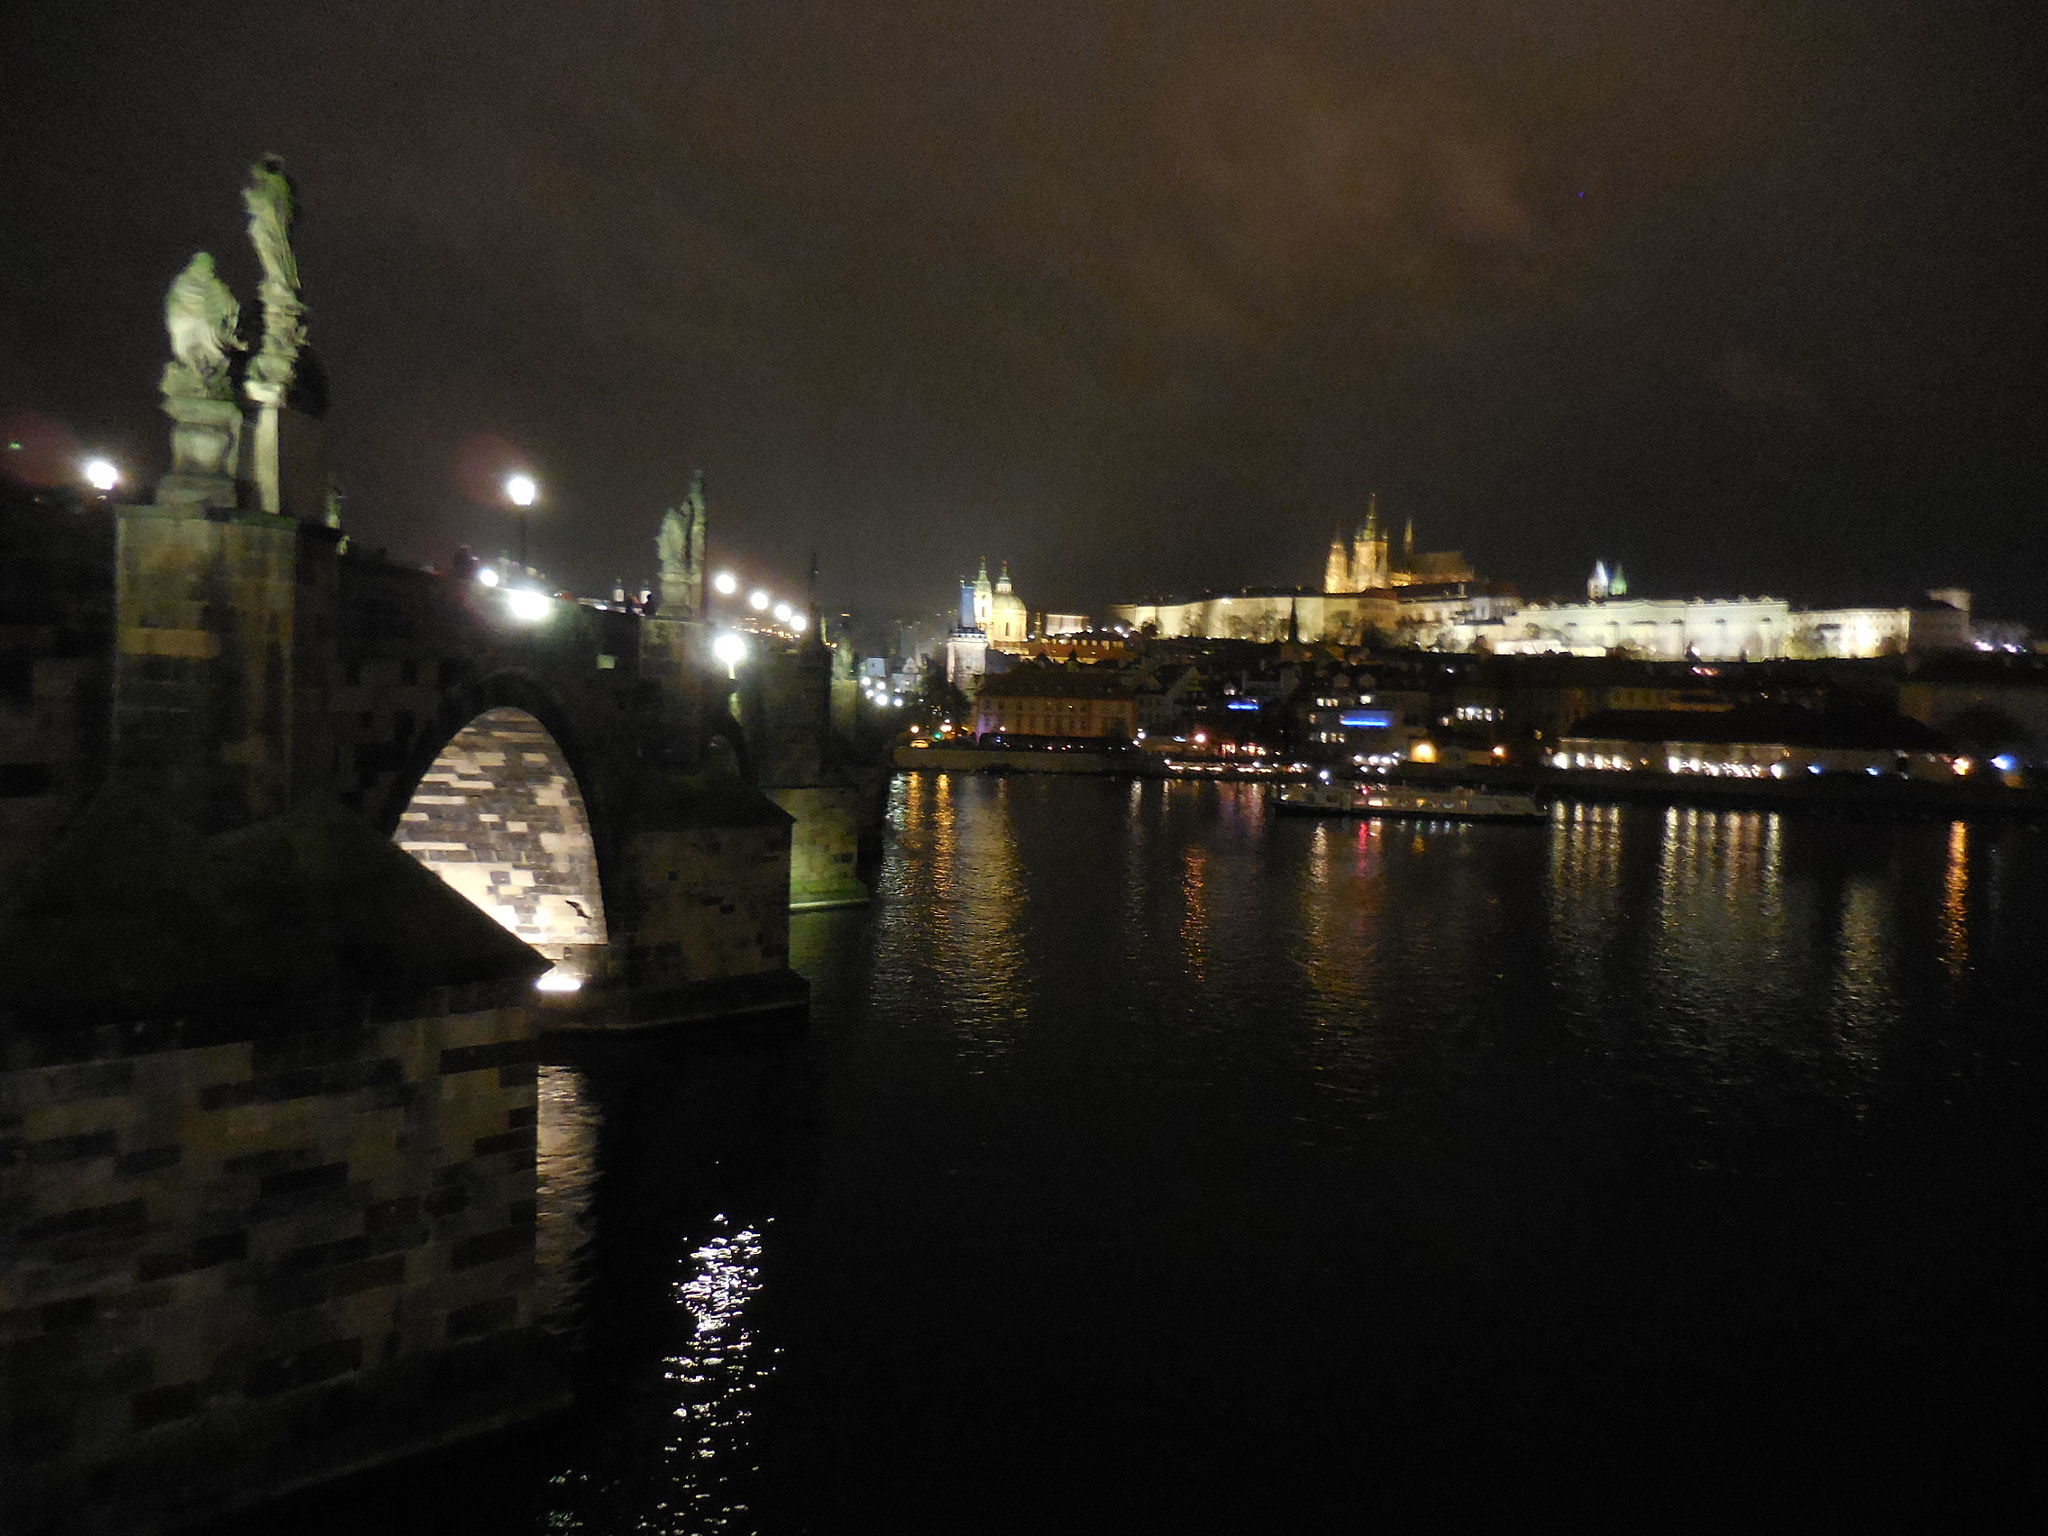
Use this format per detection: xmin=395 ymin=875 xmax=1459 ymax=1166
xmin=1354 ymin=494 xmax=1389 ymax=591
xmin=972 ymin=556 xmax=994 ymax=629
xmin=1324 ymin=529 xmax=1351 ymax=594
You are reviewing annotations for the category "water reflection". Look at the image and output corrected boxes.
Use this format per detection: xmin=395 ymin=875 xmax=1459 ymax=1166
xmin=876 ymin=774 xmax=1025 ymax=1061
xmin=1942 ymin=819 xmax=1969 ymax=980
xmin=535 ymin=1065 xmax=601 ymax=1339
xmin=661 ymin=1217 xmax=773 ymax=1531
xmin=1179 ymin=842 xmax=1209 ymax=982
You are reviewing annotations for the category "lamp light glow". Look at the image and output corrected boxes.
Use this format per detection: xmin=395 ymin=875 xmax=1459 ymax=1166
xmin=712 ymin=632 xmax=749 ymax=669
xmin=477 ymin=566 xmax=500 ymax=587
xmin=505 ymin=588 xmax=552 ymax=622
xmin=504 ymin=472 xmax=538 ymax=507
xmin=82 ymin=457 xmax=120 ymax=492
xmin=772 ymin=602 xmax=793 ymax=623
xmin=712 ymin=571 xmax=738 ymax=596
xmin=748 ymin=589 xmax=770 ymax=611
xmin=789 ymin=613 xmax=807 ymax=632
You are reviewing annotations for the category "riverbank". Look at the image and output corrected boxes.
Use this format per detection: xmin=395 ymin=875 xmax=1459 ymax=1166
xmin=894 ymin=743 xmax=2046 ymax=818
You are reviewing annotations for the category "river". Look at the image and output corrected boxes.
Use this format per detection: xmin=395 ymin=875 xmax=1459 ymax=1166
xmin=232 ymin=775 xmax=2048 ymax=1530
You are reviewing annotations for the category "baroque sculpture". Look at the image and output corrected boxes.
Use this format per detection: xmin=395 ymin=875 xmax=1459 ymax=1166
xmin=155 ymin=253 xmax=246 ymax=506
xmin=241 ymin=154 xmax=306 ymax=515
xmin=657 ymin=470 xmax=708 ymax=617
xmin=163 ymin=253 xmax=241 ymax=400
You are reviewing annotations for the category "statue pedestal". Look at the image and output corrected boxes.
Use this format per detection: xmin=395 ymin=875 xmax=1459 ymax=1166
xmin=157 ymin=394 xmax=245 ymax=511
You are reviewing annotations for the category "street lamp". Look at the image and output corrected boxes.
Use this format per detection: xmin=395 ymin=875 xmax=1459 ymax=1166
xmin=712 ymin=631 xmax=748 ymax=679
xmin=712 ymin=571 xmax=738 ymax=596
xmin=504 ymin=472 xmax=538 ymax=572
xmin=81 ymin=457 xmax=121 ymax=494
xmin=747 ymin=589 xmax=770 ymax=612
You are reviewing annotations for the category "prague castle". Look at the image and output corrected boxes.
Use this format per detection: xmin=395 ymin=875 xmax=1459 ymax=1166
xmin=1323 ymin=496 xmax=1474 ymax=592
xmin=1107 ymin=500 xmax=1987 ymax=660
xmin=1110 ymin=500 xmax=1508 ymax=647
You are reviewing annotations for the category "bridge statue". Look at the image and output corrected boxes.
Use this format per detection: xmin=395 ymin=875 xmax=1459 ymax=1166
xmin=657 ymin=469 xmax=707 ymax=617
xmin=155 ymin=252 xmax=246 ymax=507
xmin=240 ymin=153 xmax=311 ymax=516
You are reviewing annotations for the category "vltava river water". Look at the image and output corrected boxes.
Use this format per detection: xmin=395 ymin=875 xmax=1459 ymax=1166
xmin=249 ymin=776 xmax=2048 ymax=1529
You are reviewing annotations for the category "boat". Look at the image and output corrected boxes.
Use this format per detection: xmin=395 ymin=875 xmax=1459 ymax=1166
xmin=1272 ymin=781 xmax=1549 ymax=822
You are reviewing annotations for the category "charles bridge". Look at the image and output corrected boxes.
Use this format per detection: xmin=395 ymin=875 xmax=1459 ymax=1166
xmin=0 ymin=160 xmax=873 ymax=1532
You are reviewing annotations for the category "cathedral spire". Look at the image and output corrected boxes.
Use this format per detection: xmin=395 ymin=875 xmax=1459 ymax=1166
xmin=1324 ymin=528 xmax=1351 ymax=594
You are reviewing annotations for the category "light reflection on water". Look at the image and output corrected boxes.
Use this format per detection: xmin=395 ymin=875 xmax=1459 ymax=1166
xmin=658 ymin=1218 xmax=773 ymax=1530
xmin=503 ymin=780 xmax=2041 ymax=1528
xmin=535 ymin=1065 xmax=600 ymax=1339
xmin=878 ymin=773 xmax=1024 ymax=1063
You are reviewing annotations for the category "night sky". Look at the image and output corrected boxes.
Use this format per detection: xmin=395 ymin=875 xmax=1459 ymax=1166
xmin=4 ymin=1 xmax=2043 ymax=626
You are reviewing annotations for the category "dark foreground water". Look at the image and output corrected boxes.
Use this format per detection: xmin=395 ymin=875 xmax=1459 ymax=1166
xmin=239 ymin=777 xmax=2047 ymax=1530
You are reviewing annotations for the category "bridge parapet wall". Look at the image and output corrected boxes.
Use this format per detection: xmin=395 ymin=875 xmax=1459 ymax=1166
xmin=0 ymin=996 xmax=562 ymax=1535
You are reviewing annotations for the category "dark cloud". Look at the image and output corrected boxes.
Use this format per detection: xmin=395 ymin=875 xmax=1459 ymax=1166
xmin=3 ymin=1 xmax=2043 ymax=623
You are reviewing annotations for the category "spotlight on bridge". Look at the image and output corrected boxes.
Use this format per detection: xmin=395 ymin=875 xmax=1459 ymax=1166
xmin=82 ymin=457 xmax=121 ymax=493
xmin=535 ymin=967 xmax=583 ymax=993
xmin=713 ymin=631 xmax=749 ymax=677
xmin=713 ymin=571 xmax=738 ymax=596
xmin=748 ymin=589 xmax=770 ymax=612
xmin=506 ymin=587 xmax=552 ymax=622
xmin=476 ymin=566 xmax=500 ymax=588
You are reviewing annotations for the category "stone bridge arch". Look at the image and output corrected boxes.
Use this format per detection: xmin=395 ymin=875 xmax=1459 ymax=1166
xmin=391 ymin=703 xmax=609 ymax=990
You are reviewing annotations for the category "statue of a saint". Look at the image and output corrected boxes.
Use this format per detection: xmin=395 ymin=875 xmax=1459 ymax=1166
xmin=161 ymin=253 xmax=242 ymax=400
xmin=657 ymin=506 xmax=689 ymax=579
xmin=655 ymin=471 xmax=708 ymax=615
xmin=242 ymin=154 xmax=300 ymax=295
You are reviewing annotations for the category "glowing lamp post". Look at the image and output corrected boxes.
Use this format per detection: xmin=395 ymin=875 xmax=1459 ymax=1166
xmin=712 ymin=571 xmax=738 ymax=597
xmin=82 ymin=457 xmax=121 ymax=495
xmin=747 ymin=589 xmax=770 ymax=613
xmin=505 ymin=472 xmax=538 ymax=572
xmin=712 ymin=631 xmax=749 ymax=679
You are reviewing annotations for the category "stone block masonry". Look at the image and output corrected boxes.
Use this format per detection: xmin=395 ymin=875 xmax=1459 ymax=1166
xmin=395 ymin=706 xmax=607 ymax=959
xmin=0 ymin=999 xmax=565 ymax=1536
xmin=767 ymin=784 xmax=870 ymax=910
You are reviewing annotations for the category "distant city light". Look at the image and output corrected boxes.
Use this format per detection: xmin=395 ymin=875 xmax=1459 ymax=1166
xmin=477 ymin=566 xmax=500 ymax=587
xmin=713 ymin=632 xmax=749 ymax=670
xmin=1992 ymin=754 xmax=2018 ymax=772
xmin=504 ymin=472 xmax=538 ymax=507
xmin=748 ymin=589 xmax=770 ymax=611
xmin=773 ymin=601 xmax=793 ymax=623
xmin=82 ymin=457 xmax=120 ymax=492
xmin=505 ymin=588 xmax=552 ymax=622
xmin=713 ymin=571 xmax=738 ymax=596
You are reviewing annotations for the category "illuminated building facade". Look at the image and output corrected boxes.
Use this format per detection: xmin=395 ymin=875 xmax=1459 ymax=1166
xmin=973 ymin=665 xmax=1138 ymax=740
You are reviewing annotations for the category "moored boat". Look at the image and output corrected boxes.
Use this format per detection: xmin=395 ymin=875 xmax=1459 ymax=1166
xmin=1272 ymin=781 xmax=1549 ymax=822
